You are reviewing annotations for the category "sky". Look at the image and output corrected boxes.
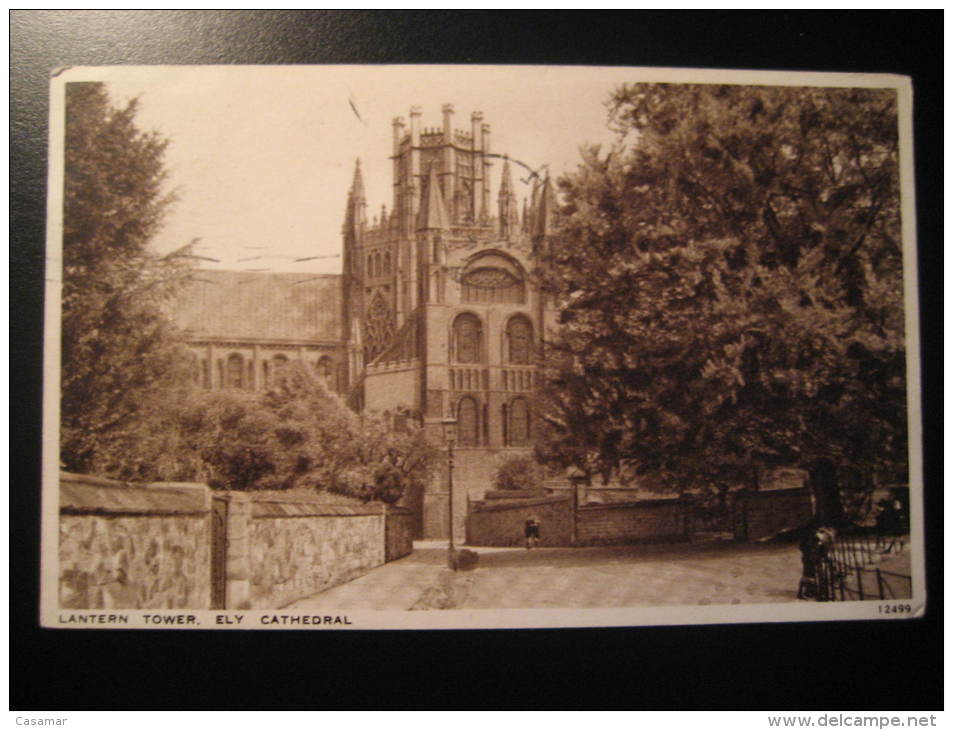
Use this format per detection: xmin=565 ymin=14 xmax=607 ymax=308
xmin=73 ymin=65 xmax=646 ymax=274
xmin=62 ymin=65 xmax=894 ymax=275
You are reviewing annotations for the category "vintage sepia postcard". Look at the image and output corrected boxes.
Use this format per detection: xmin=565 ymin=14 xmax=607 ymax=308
xmin=40 ymin=65 xmax=925 ymax=630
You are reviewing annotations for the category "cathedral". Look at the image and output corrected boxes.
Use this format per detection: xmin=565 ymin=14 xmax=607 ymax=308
xmin=174 ymin=104 xmax=556 ymax=538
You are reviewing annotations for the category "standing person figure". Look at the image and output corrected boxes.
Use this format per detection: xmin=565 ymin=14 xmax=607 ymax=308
xmin=525 ymin=516 xmax=541 ymax=549
xmin=797 ymin=528 xmax=821 ymax=599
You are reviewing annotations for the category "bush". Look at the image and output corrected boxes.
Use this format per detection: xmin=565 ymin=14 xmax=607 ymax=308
xmin=134 ymin=362 xmax=437 ymax=503
xmin=493 ymin=454 xmax=544 ymax=491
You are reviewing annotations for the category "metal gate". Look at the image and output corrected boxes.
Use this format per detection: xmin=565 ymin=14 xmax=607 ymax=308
xmin=210 ymin=495 xmax=228 ymax=609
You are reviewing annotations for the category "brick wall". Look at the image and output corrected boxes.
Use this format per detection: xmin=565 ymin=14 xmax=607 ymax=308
xmin=468 ymin=496 xmax=692 ymax=547
xmin=467 ymin=497 xmax=573 ymax=547
xmin=59 ymin=473 xmax=212 ymax=610
xmin=576 ymin=500 xmax=691 ymax=546
xmin=734 ymin=488 xmax=813 ymax=541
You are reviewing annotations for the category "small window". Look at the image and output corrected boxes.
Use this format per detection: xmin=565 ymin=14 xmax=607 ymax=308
xmin=187 ymin=352 xmax=201 ymax=386
xmin=316 ymin=356 xmax=333 ymax=389
xmin=226 ymin=354 xmax=245 ymax=389
xmin=271 ymin=354 xmax=289 ymax=384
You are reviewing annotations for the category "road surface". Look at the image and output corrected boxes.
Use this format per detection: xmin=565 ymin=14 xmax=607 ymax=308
xmin=287 ymin=539 xmax=811 ymax=611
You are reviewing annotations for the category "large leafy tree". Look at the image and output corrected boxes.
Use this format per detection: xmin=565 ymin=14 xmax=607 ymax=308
xmin=537 ymin=83 xmax=907 ymax=522
xmin=60 ymin=82 xmax=194 ymax=476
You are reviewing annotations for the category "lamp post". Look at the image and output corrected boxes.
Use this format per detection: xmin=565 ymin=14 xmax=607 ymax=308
xmin=440 ymin=416 xmax=458 ymax=567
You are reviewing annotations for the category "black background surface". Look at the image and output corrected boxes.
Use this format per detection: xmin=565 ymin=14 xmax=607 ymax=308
xmin=10 ymin=10 xmax=942 ymax=710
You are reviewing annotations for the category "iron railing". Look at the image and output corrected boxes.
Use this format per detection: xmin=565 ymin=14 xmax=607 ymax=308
xmin=814 ymin=531 xmax=911 ymax=602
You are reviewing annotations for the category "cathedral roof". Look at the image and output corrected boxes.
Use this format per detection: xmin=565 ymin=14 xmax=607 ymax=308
xmin=171 ymin=270 xmax=345 ymax=343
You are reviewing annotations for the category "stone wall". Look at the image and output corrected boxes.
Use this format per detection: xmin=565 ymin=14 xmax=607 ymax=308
xmin=59 ymin=473 xmax=211 ymax=610
xmin=576 ymin=500 xmax=691 ymax=546
xmin=467 ymin=497 xmax=573 ymax=547
xmin=385 ymin=506 xmax=415 ymax=562
xmin=247 ymin=499 xmax=385 ymax=609
xmin=58 ymin=472 xmax=415 ymax=610
xmin=733 ymin=488 xmax=813 ymax=541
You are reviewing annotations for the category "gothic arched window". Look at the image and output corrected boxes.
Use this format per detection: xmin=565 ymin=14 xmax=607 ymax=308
xmin=226 ymin=353 xmax=245 ymax=389
xmin=366 ymin=254 xmax=373 ymax=278
xmin=457 ymin=396 xmax=479 ymax=447
xmin=374 ymin=253 xmax=382 ymax=278
xmin=364 ymin=292 xmax=396 ymax=363
xmin=383 ymin=252 xmax=391 ymax=275
xmin=506 ymin=315 xmax=534 ymax=365
xmin=508 ymin=397 xmax=530 ymax=446
xmin=452 ymin=313 xmax=483 ymax=364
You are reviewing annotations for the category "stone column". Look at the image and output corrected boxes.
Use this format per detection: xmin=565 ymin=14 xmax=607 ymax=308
xmin=225 ymin=492 xmax=252 ymax=610
xmin=392 ymin=115 xmax=404 ymax=207
xmin=481 ymin=123 xmax=492 ymax=222
xmin=442 ymin=103 xmax=456 ymax=218
xmin=471 ymin=112 xmax=484 ymax=222
xmin=409 ymin=106 xmax=422 ymax=236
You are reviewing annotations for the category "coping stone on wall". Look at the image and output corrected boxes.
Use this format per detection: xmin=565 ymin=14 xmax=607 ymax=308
xmin=470 ymin=496 xmax=569 ymax=513
xmin=250 ymin=499 xmax=384 ymax=518
xmin=60 ymin=471 xmax=210 ymax=515
xmin=579 ymin=498 xmax=684 ymax=511
xmin=743 ymin=487 xmax=811 ymax=500
xmin=484 ymin=489 xmax=552 ymax=500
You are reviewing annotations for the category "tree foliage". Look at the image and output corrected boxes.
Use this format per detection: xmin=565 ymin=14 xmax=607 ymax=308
xmin=493 ymin=454 xmax=545 ymax=491
xmin=60 ymin=82 xmax=193 ymax=475
xmin=536 ymin=84 xmax=907 ymax=518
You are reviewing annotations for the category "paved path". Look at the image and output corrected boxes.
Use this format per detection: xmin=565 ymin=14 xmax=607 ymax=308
xmin=287 ymin=540 xmax=809 ymax=611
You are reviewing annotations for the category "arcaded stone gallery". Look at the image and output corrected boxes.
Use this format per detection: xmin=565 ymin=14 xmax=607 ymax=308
xmin=173 ymin=104 xmax=558 ymax=538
